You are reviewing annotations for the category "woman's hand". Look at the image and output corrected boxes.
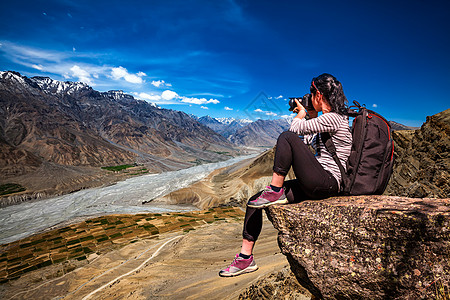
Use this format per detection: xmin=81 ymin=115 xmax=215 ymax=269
xmin=293 ymin=98 xmax=318 ymax=119
xmin=293 ymin=99 xmax=307 ymax=119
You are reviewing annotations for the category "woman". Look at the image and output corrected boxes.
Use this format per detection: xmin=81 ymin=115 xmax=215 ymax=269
xmin=219 ymin=73 xmax=352 ymax=277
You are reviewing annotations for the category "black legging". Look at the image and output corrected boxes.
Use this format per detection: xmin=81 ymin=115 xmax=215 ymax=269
xmin=243 ymin=131 xmax=339 ymax=242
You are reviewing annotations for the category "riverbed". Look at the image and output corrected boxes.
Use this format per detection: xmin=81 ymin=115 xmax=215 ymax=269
xmin=0 ymin=154 xmax=257 ymax=245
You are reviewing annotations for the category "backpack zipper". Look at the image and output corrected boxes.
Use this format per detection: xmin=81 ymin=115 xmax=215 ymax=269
xmin=369 ymin=113 xmax=394 ymax=161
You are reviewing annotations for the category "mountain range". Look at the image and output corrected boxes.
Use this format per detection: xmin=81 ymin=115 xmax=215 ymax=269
xmin=0 ymin=71 xmax=244 ymax=199
xmin=196 ymin=115 xmax=292 ymax=147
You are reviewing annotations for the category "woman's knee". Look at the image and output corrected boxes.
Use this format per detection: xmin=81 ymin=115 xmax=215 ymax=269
xmin=277 ymin=130 xmax=297 ymax=144
xmin=278 ymin=130 xmax=296 ymax=139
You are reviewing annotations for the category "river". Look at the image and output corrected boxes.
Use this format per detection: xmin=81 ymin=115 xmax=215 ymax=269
xmin=0 ymin=154 xmax=258 ymax=245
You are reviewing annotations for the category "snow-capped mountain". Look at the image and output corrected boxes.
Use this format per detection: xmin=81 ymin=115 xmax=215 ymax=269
xmin=216 ymin=117 xmax=235 ymax=125
xmin=228 ymin=118 xmax=290 ymax=146
xmin=216 ymin=117 xmax=253 ymax=126
xmin=0 ymin=71 xmax=237 ymax=179
xmin=32 ymin=76 xmax=90 ymax=96
xmin=197 ymin=115 xmax=291 ymax=146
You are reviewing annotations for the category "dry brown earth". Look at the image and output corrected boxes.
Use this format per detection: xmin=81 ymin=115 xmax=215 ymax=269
xmin=0 ymin=216 xmax=296 ymax=300
xmin=0 ymin=163 xmax=159 ymax=207
xmin=152 ymin=148 xmax=295 ymax=209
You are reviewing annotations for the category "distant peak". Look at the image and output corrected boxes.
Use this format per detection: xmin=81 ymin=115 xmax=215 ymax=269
xmin=1 ymin=70 xmax=22 ymax=76
xmin=30 ymin=76 xmax=91 ymax=95
xmin=103 ymin=90 xmax=136 ymax=102
xmin=216 ymin=117 xmax=235 ymax=124
xmin=0 ymin=71 xmax=33 ymax=86
xmin=1 ymin=70 xmax=25 ymax=79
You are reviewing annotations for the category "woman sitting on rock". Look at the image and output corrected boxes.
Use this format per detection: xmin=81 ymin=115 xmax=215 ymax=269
xmin=219 ymin=73 xmax=352 ymax=277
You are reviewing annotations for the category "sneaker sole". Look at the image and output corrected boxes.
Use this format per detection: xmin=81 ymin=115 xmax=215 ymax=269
xmin=247 ymin=198 xmax=288 ymax=208
xmin=219 ymin=264 xmax=259 ymax=277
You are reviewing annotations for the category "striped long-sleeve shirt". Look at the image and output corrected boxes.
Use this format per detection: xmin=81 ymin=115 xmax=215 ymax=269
xmin=289 ymin=112 xmax=352 ymax=188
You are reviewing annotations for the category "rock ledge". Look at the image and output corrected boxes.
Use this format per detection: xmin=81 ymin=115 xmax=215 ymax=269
xmin=266 ymin=195 xmax=450 ymax=299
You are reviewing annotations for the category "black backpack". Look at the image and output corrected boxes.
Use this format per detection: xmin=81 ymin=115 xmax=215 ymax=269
xmin=321 ymin=101 xmax=394 ymax=195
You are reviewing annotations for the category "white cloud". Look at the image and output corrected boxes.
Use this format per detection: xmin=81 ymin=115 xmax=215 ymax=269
xmin=181 ymin=97 xmax=204 ymax=105
xmin=111 ymin=67 xmax=127 ymax=79
xmin=32 ymin=64 xmax=43 ymax=70
xmin=2 ymin=41 xmax=66 ymax=64
xmin=161 ymin=90 xmax=179 ymax=100
xmin=255 ymin=108 xmax=277 ymax=116
xmin=151 ymin=80 xmax=170 ymax=87
xmin=224 ymin=106 xmax=233 ymax=111
xmin=133 ymin=90 xmax=220 ymax=106
xmin=276 ymin=95 xmax=283 ymax=99
xmin=0 ymin=41 xmax=149 ymax=88
xmin=180 ymin=96 xmax=220 ymax=105
xmin=111 ymin=66 xmax=145 ymax=84
xmin=372 ymin=104 xmax=378 ymax=108
xmin=70 ymin=65 xmax=93 ymax=85
xmin=137 ymin=92 xmax=161 ymax=101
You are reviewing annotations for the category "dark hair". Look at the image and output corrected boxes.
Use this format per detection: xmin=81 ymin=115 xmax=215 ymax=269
xmin=310 ymin=73 xmax=348 ymax=115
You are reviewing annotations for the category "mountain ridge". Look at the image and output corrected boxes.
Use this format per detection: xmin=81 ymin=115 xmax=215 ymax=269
xmin=0 ymin=71 xmax=242 ymax=201
xmin=197 ymin=114 xmax=292 ymax=146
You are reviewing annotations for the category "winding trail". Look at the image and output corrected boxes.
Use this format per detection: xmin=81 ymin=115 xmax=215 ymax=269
xmin=81 ymin=235 xmax=182 ymax=300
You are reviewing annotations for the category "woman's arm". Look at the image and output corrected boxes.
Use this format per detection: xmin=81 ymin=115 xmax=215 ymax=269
xmin=289 ymin=113 xmax=342 ymax=135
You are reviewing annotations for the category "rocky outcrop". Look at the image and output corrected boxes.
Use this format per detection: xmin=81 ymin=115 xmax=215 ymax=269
xmin=385 ymin=109 xmax=450 ymax=198
xmin=266 ymin=196 xmax=450 ymax=299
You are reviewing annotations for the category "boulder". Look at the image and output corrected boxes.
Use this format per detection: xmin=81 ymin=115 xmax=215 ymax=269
xmin=266 ymin=196 xmax=450 ymax=299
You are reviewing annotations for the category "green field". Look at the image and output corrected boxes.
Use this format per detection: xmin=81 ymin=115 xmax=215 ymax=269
xmin=101 ymin=164 xmax=135 ymax=172
xmin=0 ymin=183 xmax=26 ymax=196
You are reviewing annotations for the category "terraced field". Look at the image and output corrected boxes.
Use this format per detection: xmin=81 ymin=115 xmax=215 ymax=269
xmin=0 ymin=207 xmax=244 ymax=283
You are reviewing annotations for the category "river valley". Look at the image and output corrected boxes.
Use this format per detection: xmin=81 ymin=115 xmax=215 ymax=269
xmin=0 ymin=154 xmax=258 ymax=245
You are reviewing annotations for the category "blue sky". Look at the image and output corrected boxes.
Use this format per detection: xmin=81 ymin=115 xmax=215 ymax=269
xmin=1 ymin=0 xmax=449 ymax=126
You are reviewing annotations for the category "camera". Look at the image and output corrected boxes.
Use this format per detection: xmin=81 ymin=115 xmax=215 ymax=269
xmin=289 ymin=94 xmax=315 ymax=112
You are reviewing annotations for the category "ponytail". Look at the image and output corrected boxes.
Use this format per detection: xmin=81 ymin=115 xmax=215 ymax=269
xmin=311 ymin=73 xmax=348 ymax=115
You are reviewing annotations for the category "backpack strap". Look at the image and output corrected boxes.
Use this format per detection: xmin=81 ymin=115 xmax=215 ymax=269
xmin=320 ymin=132 xmax=346 ymax=191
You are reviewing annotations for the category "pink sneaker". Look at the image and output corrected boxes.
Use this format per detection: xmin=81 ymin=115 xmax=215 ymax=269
xmin=247 ymin=186 xmax=287 ymax=208
xmin=219 ymin=254 xmax=258 ymax=277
